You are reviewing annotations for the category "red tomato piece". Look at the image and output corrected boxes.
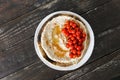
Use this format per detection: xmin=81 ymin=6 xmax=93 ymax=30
xmin=65 ymin=32 xmax=69 ymax=36
xmin=67 ymin=40 xmax=73 ymax=45
xmin=66 ymin=43 xmax=70 ymax=48
xmin=75 ymin=27 xmax=80 ymax=32
xmin=62 ymin=29 xmax=65 ymax=33
xmin=72 ymin=55 xmax=77 ymax=58
xmin=65 ymin=24 xmax=70 ymax=29
xmin=79 ymin=39 xmax=82 ymax=43
xmin=71 ymin=30 xmax=75 ymax=34
xmin=69 ymin=53 xmax=73 ymax=58
xmin=64 ymin=20 xmax=86 ymax=59
xmin=72 ymin=23 xmax=77 ymax=28
xmin=68 ymin=29 xmax=72 ymax=34
xmin=77 ymin=46 xmax=81 ymax=51
xmin=69 ymin=46 xmax=74 ymax=50
xmin=77 ymin=36 xmax=81 ymax=40
xmin=71 ymin=49 xmax=77 ymax=54
xmin=76 ymin=32 xmax=80 ymax=36
xmin=70 ymin=21 xmax=73 ymax=26
xmin=73 ymin=39 xmax=77 ymax=44
xmin=66 ymin=20 xmax=70 ymax=25
xmin=77 ymin=53 xmax=81 ymax=57
xmin=73 ymin=33 xmax=76 ymax=37
xmin=77 ymin=51 xmax=81 ymax=55
xmin=83 ymin=33 xmax=86 ymax=38
xmin=71 ymin=36 xmax=75 ymax=40
xmin=78 ymin=42 xmax=82 ymax=46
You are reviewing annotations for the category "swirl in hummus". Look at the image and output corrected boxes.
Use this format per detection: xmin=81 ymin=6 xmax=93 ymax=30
xmin=39 ymin=15 xmax=89 ymax=66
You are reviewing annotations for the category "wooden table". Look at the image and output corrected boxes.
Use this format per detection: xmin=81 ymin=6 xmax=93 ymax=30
xmin=0 ymin=0 xmax=120 ymax=80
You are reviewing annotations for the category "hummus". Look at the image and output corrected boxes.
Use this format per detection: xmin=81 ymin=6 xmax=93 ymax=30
xmin=40 ymin=15 xmax=89 ymax=65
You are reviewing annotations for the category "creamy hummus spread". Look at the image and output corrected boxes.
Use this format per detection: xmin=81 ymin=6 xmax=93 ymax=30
xmin=40 ymin=15 xmax=89 ymax=65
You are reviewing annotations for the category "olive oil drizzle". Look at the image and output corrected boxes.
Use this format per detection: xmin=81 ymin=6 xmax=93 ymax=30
xmin=52 ymin=25 xmax=68 ymax=57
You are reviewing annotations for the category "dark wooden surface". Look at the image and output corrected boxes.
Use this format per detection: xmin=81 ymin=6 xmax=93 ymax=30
xmin=0 ymin=0 xmax=120 ymax=80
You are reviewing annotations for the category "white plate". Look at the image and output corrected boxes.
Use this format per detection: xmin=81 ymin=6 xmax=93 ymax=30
xmin=34 ymin=11 xmax=94 ymax=71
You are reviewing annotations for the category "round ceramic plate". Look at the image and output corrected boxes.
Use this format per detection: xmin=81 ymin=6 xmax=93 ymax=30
xmin=34 ymin=11 xmax=94 ymax=71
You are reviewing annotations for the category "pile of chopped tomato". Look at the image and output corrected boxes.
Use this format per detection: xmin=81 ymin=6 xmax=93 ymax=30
xmin=62 ymin=20 xmax=86 ymax=58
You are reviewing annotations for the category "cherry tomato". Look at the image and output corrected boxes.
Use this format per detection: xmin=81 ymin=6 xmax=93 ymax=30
xmin=73 ymin=39 xmax=77 ymax=44
xmin=67 ymin=40 xmax=73 ymax=45
xmin=70 ymin=21 xmax=74 ymax=26
xmin=81 ymin=45 xmax=84 ymax=50
xmin=62 ymin=20 xmax=86 ymax=58
xmin=65 ymin=32 xmax=69 ymax=36
xmin=73 ymin=33 xmax=76 ymax=37
xmin=72 ymin=23 xmax=77 ymax=28
xmin=69 ymin=46 xmax=74 ymax=50
xmin=68 ymin=29 xmax=73 ymax=34
xmin=72 ymin=55 xmax=77 ymax=58
xmin=66 ymin=43 xmax=70 ymax=48
xmin=71 ymin=49 xmax=76 ymax=54
xmin=78 ymin=42 xmax=82 ymax=46
xmin=77 ymin=51 xmax=81 ymax=55
xmin=65 ymin=24 xmax=70 ymax=29
xmin=62 ymin=29 xmax=66 ymax=33
xmin=66 ymin=20 xmax=70 ymax=25
xmin=77 ymin=46 xmax=81 ymax=51
xmin=77 ymin=53 xmax=81 ymax=57
xmin=76 ymin=32 xmax=80 ymax=36
xmin=71 ymin=36 xmax=75 ymax=40
xmin=71 ymin=30 xmax=75 ymax=34
xmin=69 ymin=53 xmax=73 ymax=58
xmin=83 ymin=33 xmax=86 ymax=38
xmin=75 ymin=27 xmax=80 ymax=32
xmin=78 ymin=39 xmax=82 ymax=43
xmin=77 ymin=36 xmax=81 ymax=40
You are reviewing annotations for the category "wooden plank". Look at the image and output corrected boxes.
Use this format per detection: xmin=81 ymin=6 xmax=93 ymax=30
xmin=0 ymin=0 xmax=110 ymax=25
xmin=0 ymin=61 xmax=69 ymax=80
xmin=56 ymin=24 xmax=120 ymax=80
xmin=1 ymin=43 xmax=120 ymax=80
xmin=1 ymin=19 xmax=120 ymax=80
xmin=82 ymin=0 xmax=120 ymax=63
xmin=57 ymin=50 xmax=120 ymax=80
xmin=0 ymin=37 xmax=39 ymax=78
xmin=82 ymin=0 xmax=120 ymax=35
xmin=0 ymin=0 xmax=52 ymax=25
xmin=0 ymin=0 xmax=111 ymax=78
xmin=56 ymin=0 xmax=120 ymax=79
xmin=75 ymin=53 xmax=120 ymax=80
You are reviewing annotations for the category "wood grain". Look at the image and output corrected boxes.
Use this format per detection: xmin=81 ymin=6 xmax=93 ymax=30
xmin=2 ymin=22 xmax=120 ymax=80
xmin=0 ymin=0 xmax=52 ymax=25
xmin=0 ymin=0 xmax=111 ymax=78
xmin=75 ymin=53 xmax=120 ymax=80
xmin=4 ymin=50 xmax=120 ymax=80
xmin=57 ymin=0 xmax=120 ymax=79
xmin=0 ymin=37 xmax=40 ymax=78
xmin=57 ymin=49 xmax=120 ymax=80
xmin=1 ymin=0 xmax=120 ymax=79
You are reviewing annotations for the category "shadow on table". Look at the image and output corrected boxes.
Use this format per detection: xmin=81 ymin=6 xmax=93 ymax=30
xmin=111 ymin=75 xmax=120 ymax=80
